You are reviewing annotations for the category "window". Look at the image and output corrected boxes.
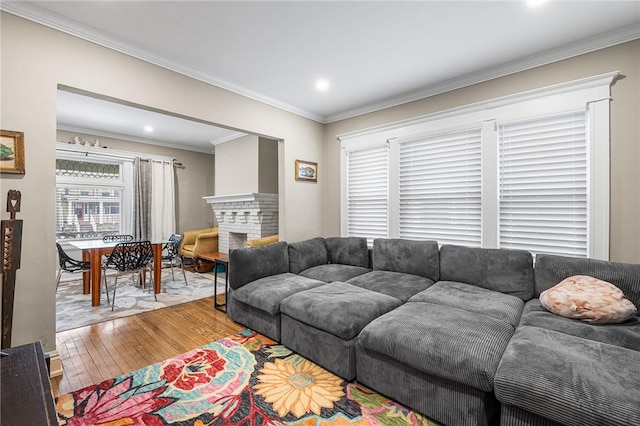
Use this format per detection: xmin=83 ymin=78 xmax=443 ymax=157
xmin=340 ymin=72 xmax=615 ymax=259
xmin=498 ymin=112 xmax=587 ymax=256
xmin=398 ymin=129 xmax=482 ymax=246
xmin=345 ymin=145 xmax=389 ymax=245
xmin=55 ymin=159 xmax=124 ymax=240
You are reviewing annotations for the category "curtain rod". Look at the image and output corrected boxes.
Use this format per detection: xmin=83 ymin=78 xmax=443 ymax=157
xmin=56 ymin=142 xmax=180 ymax=166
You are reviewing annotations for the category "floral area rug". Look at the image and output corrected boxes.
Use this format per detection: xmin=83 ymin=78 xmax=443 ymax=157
xmin=55 ymin=329 xmax=440 ymax=425
xmin=56 ymin=268 xmax=223 ymax=332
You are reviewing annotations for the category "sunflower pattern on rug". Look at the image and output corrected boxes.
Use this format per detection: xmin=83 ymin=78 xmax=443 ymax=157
xmin=55 ymin=329 xmax=440 ymax=425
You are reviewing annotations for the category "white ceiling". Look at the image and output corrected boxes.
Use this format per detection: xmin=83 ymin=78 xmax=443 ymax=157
xmin=3 ymin=1 xmax=640 ymax=152
xmin=56 ymin=90 xmax=247 ymax=153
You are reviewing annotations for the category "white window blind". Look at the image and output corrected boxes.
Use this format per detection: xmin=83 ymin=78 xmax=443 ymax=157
xmin=498 ymin=111 xmax=588 ymax=257
xmin=398 ymin=129 xmax=482 ymax=246
xmin=55 ymin=185 xmax=123 ymax=240
xmin=55 ymin=159 xmax=124 ymax=241
xmin=346 ymin=145 xmax=389 ymax=244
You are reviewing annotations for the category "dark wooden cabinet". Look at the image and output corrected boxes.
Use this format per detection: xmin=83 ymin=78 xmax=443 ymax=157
xmin=0 ymin=341 xmax=57 ymax=425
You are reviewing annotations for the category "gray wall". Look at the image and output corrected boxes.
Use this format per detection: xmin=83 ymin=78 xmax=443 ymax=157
xmin=324 ymin=40 xmax=640 ymax=264
xmin=215 ymin=134 xmax=279 ymax=195
xmin=259 ymin=137 xmax=279 ymax=194
xmin=214 ymin=134 xmax=259 ymax=195
xmin=57 ymin=130 xmax=216 ymax=233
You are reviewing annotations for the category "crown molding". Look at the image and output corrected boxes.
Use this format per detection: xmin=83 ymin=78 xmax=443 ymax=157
xmin=57 ymin=124 xmax=216 ymax=154
xmin=210 ymin=132 xmax=248 ymax=146
xmin=3 ymin=3 xmax=638 ymax=125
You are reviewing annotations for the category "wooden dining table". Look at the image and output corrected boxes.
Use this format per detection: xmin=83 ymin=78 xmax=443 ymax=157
xmin=68 ymin=239 xmax=169 ymax=306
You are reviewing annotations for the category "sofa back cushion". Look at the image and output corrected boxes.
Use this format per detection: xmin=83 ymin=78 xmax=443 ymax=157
xmin=535 ymin=254 xmax=640 ymax=308
xmin=439 ymin=244 xmax=534 ymax=300
xmin=288 ymin=237 xmax=329 ymax=274
xmin=229 ymin=241 xmax=289 ymax=290
xmin=325 ymin=237 xmax=370 ymax=268
xmin=372 ymin=238 xmax=439 ymax=281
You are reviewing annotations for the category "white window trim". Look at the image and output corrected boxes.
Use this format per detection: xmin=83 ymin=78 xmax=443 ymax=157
xmin=339 ymin=71 xmax=617 ymax=260
xmin=55 ymin=143 xmax=174 ymax=236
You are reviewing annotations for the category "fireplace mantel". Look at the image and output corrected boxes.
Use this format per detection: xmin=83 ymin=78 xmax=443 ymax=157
xmin=203 ymin=193 xmax=278 ymax=253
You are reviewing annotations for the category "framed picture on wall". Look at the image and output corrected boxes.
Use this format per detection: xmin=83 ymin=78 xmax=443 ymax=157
xmin=0 ymin=130 xmax=25 ymax=174
xmin=295 ymin=159 xmax=318 ymax=182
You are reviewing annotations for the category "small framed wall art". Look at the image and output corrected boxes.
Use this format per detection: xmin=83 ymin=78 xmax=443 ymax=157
xmin=0 ymin=130 xmax=25 ymax=174
xmin=295 ymin=159 xmax=318 ymax=182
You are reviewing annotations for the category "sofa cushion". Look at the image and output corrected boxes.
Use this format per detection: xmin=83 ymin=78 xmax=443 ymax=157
xmin=520 ymin=299 xmax=640 ymax=351
xmin=495 ymin=326 xmax=640 ymax=426
xmin=347 ymin=270 xmax=435 ymax=302
xmin=535 ymin=254 xmax=640 ymax=308
xmin=281 ymin=281 xmax=402 ymax=340
xmin=325 ymin=237 xmax=370 ymax=268
xmin=359 ymin=301 xmax=515 ymax=392
xmin=288 ymin=237 xmax=329 ymax=274
xmin=232 ymin=272 xmax=326 ymax=315
xmin=299 ymin=264 xmax=370 ymax=283
xmin=439 ymin=244 xmax=534 ymax=301
xmin=372 ymin=238 xmax=439 ymax=281
xmin=229 ymin=241 xmax=290 ymax=290
xmin=410 ymin=281 xmax=524 ymax=328
xmin=540 ymin=275 xmax=637 ymax=324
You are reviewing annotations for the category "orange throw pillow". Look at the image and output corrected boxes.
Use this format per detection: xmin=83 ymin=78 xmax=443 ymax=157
xmin=540 ymin=275 xmax=637 ymax=324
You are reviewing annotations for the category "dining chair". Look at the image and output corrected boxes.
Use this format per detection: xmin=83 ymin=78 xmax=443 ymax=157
xmin=102 ymin=241 xmax=155 ymax=311
xmin=102 ymin=234 xmax=134 ymax=242
xmin=163 ymin=234 xmax=187 ymax=284
xmin=55 ymin=243 xmax=92 ymax=291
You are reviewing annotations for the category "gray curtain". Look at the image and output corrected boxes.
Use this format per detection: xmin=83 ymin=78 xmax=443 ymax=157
xmin=133 ymin=157 xmax=152 ymax=240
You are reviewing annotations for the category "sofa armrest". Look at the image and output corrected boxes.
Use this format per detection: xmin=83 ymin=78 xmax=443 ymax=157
xmin=192 ymin=231 xmax=219 ymax=256
xmin=229 ymin=241 xmax=289 ymax=289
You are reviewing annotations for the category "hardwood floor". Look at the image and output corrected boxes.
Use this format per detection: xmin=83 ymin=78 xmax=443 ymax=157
xmin=51 ymin=295 xmax=243 ymax=397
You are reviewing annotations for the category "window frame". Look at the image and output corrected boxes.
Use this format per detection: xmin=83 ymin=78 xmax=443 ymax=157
xmin=339 ymin=72 xmax=616 ymax=259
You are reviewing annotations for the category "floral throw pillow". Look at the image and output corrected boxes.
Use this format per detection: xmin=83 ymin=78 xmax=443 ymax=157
xmin=540 ymin=275 xmax=637 ymax=323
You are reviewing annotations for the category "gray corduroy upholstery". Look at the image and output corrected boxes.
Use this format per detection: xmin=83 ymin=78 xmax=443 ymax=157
xmin=347 ymin=270 xmax=435 ymax=302
xmin=281 ymin=315 xmax=358 ymax=380
xmin=410 ymin=281 xmax=525 ymax=328
xmin=281 ymin=282 xmax=402 ymax=380
xmin=287 ymin=237 xmax=329 ymax=274
xmin=439 ymin=244 xmax=534 ymax=300
xmin=227 ymin=290 xmax=281 ymax=341
xmin=372 ymin=238 xmax=440 ymax=280
xmin=495 ymin=325 xmax=640 ymax=426
xmin=534 ymin=253 xmax=640 ymax=306
xmin=232 ymin=273 xmax=326 ymax=315
xmin=229 ymin=241 xmax=289 ymax=290
xmin=281 ymin=282 xmax=402 ymax=341
xmin=520 ymin=299 xmax=640 ymax=350
xmin=500 ymin=405 xmax=564 ymax=426
xmin=325 ymin=236 xmax=370 ymax=267
xmin=359 ymin=301 xmax=516 ymax=392
xmin=298 ymin=263 xmax=370 ymax=283
xmin=356 ymin=341 xmax=499 ymax=426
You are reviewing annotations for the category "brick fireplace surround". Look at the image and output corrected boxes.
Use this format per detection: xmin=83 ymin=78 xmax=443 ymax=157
xmin=203 ymin=193 xmax=278 ymax=254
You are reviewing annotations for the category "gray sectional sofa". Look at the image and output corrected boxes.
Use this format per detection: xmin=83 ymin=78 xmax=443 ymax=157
xmin=227 ymin=237 xmax=640 ymax=426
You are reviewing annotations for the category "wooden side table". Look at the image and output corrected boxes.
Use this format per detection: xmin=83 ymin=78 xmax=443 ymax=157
xmin=0 ymin=341 xmax=57 ymax=425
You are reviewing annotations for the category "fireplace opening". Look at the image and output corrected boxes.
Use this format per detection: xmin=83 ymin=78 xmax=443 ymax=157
xmin=229 ymin=232 xmax=248 ymax=251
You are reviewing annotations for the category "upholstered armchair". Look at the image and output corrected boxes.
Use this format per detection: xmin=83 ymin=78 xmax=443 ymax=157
xmin=180 ymin=226 xmax=219 ymax=262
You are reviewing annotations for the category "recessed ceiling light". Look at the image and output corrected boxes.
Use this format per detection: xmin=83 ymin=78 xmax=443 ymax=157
xmin=144 ymin=125 xmax=154 ymax=132
xmin=316 ymin=79 xmax=330 ymax=91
